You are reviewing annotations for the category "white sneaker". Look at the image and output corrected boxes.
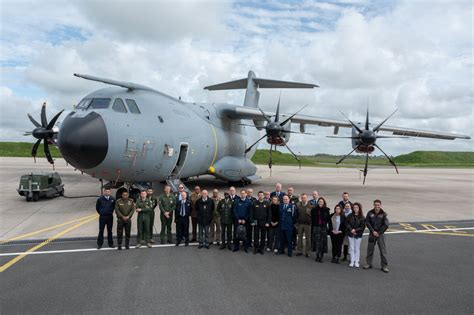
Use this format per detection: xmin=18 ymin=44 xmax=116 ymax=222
xmin=266 ymin=248 xmax=271 ymax=252
xmin=274 ymin=249 xmax=278 ymax=253
xmin=349 ymin=262 xmax=354 ymax=267
xmin=355 ymin=262 xmax=360 ymax=268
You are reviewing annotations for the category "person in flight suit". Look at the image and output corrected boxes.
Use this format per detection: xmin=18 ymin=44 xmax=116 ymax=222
xmin=278 ymin=195 xmax=297 ymax=257
xmin=210 ymin=189 xmax=222 ymax=246
xmin=115 ymin=190 xmax=135 ymax=250
xmin=232 ymin=190 xmax=252 ymax=253
xmin=96 ymin=188 xmax=115 ymax=249
xmin=146 ymin=188 xmax=159 ymax=244
xmin=296 ymin=193 xmax=312 ymax=257
xmin=250 ymin=191 xmax=270 ymax=255
xmin=196 ymin=190 xmax=214 ymax=249
xmin=175 ymin=191 xmax=192 ymax=246
xmin=217 ymin=192 xmax=234 ymax=250
xmin=364 ymin=199 xmax=390 ymax=273
xmin=158 ymin=185 xmax=175 ymax=244
xmin=136 ymin=190 xmax=154 ymax=248
xmin=190 ymin=186 xmax=201 ymax=242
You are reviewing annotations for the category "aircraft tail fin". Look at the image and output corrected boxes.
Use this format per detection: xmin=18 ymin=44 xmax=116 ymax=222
xmin=204 ymin=71 xmax=318 ymax=108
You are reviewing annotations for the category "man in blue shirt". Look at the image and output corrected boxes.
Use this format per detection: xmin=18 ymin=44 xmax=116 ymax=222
xmin=232 ymin=190 xmax=252 ymax=253
xmin=278 ymin=195 xmax=297 ymax=257
xmin=95 ymin=188 xmax=115 ymax=249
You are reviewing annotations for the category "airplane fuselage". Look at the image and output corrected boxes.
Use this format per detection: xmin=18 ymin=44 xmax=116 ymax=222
xmin=58 ymin=87 xmax=259 ymax=183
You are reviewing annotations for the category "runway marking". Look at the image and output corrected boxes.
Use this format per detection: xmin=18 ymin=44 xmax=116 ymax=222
xmin=0 ymin=226 xmax=473 ymax=259
xmin=0 ymin=215 xmax=98 ymax=272
xmin=0 ymin=213 xmax=98 ymax=244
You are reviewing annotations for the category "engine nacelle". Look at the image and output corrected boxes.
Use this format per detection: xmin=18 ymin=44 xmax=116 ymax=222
xmin=351 ymin=125 xmax=375 ymax=153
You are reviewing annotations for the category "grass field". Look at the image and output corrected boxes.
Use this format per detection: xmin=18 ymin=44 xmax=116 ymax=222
xmin=1 ymin=142 xmax=472 ymax=168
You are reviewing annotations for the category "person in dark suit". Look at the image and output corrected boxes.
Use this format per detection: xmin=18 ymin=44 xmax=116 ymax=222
xmin=196 ymin=190 xmax=214 ymax=249
xmin=270 ymin=182 xmax=286 ymax=203
xmin=311 ymin=197 xmax=331 ymax=262
xmin=95 ymin=188 xmax=116 ymax=249
xmin=175 ymin=191 xmax=192 ymax=246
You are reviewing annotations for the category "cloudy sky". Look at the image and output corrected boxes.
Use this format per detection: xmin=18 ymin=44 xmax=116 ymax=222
xmin=0 ymin=0 xmax=472 ymax=155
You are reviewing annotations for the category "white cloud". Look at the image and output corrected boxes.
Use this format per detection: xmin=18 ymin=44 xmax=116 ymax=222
xmin=0 ymin=0 xmax=472 ymax=155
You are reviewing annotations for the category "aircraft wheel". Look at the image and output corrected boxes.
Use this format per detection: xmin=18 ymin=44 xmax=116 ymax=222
xmin=32 ymin=192 xmax=39 ymax=202
xmin=26 ymin=195 xmax=32 ymax=202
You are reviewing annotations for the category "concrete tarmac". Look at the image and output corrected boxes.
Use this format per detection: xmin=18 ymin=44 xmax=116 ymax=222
xmin=1 ymin=157 xmax=472 ymax=241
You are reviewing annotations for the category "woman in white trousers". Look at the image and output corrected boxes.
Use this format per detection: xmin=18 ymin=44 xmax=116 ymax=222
xmin=346 ymin=202 xmax=366 ymax=268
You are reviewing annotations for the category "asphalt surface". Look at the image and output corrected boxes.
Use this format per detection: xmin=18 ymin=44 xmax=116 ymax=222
xmin=1 ymin=221 xmax=473 ymax=314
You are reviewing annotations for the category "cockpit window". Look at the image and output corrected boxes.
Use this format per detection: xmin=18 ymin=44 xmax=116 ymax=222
xmin=76 ymin=98 xmax=92 ymax=109
xmin=112 ymin=98 xmax=127 ymax=113
xmin=89 ymin=98 xmax=111 ymax=109
xmin=125 ymin=99 xmax=141 ymax=114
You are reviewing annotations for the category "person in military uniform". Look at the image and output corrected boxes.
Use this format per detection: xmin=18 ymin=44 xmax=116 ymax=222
xmin=190 ymin=186 xmax=201 ymax=242
xmin=296 ymin=193 xmax=312 ymax=257
xmin=136 ymin=190 xmax=154 ymax=248
xmin=364 ymin=199 xmax=390 ymax=273
xmin=196 ymin=190 xmax=214 ymax=249
xmin=217 ymin=192 xmax=234 ymax=250
xmin=245 ymin=188 xmax=256 ymax=247
xmin=146 ymin=188 xmax=159 ymax=244
xmin=210 ymin=189 xmax=221 ymax=246
xmin=251 ymin=191 xmax=270 ymax=255
xmin=287 ymin=187 xmax=299 ymax=250
xmin=175 ymin=191 xmax=192 ymax=246
xmin=95 ymin=188 xmax=115 ymax=249
xmin=278 ymin=195 xmax=297 ymax=257
xmin=115 ymin=190 xmax=135 ymax=250
xmin=159 ymin=185 xmax=175 ymax=244
xmin=233 ymin=190 xmax=252 ymax=253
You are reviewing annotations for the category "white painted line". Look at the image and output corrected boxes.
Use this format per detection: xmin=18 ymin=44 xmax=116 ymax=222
xmin=0 ymin=227 xmax=473 ymax=257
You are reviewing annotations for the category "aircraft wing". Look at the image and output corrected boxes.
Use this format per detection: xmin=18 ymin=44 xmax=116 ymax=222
xmin=220 ymin=105 xmax=471 ymax=140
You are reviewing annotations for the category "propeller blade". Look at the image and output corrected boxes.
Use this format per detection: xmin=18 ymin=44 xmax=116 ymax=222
xmin=326 ymin=136 xmax=359 ymax=139
xmin=284 ymin=143 xmax=301 ymax=170
xmin=374 ymin=143 xmax=399 ymax=174
xmin=275 ymin=92 xmax=281 ymax=122
xmin=46 ymin=109 xmax=64 ymax=130
xmin=257 ymin=106 xmax=271 ymax=123
xmin=27 ymin=113 xmax=41 ymax=128
xmin=23 ymin=132 xmax=33 ymax=136
xmin=365 ymin=107 xmax=369 ymax=130
xmin=269 ymin=144 xmax=273 ymax=176
xmin=31 ymin=139 xmax=41 ymax=163
xmin=336 ymin=145 xmax=360 ymax=165
xmin=340 ymin=111 xmax=363 ymax=133
xmin=44 ymin=141 xmax=54 ymax=164
xmin=373 ymin=108 xmax=398 ymax=132
xmin=40 ymin=102 xmax=48 ymax=127
xmin=279 ymin=104 xmax=308 ymax=127
xmin=244 ymin=133 xmax=267 ymax=153
xmin=362 ymin=152 xmax=369 ymax=184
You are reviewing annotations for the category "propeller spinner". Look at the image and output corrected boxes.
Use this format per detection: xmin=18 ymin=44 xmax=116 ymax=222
xmin=26 ymin=102 xmax=64 ymax=165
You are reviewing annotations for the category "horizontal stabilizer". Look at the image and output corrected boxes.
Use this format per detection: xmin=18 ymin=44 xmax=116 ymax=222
xmin=204 ymin=76 xmax=318 ymax=90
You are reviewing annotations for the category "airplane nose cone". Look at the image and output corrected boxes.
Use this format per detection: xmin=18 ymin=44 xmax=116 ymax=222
xmin=58 ymin=112 xmax=108 ymax=169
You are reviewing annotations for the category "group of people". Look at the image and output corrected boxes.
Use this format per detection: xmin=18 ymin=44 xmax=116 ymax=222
xmin=95 ymin=183 xmax=390 ymax=273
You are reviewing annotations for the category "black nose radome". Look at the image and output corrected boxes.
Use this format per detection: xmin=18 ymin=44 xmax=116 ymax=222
xmin=58 ymin=112 xmax=108 ymax=169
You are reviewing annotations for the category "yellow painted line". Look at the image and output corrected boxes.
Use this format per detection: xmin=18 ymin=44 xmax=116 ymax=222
xmin=417 ymin=231 xmax=474 ymax=237
xmin=209 ymin=125 xmax=218 ymax=171
xmin=0 ymin=215 xmax=98 ymax=273
xmin=0 ymin=213 xmax=97 ymax=244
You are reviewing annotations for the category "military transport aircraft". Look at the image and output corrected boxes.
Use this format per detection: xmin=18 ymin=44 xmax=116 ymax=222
xmin=25 ymin=70 xmax=470 ymax=190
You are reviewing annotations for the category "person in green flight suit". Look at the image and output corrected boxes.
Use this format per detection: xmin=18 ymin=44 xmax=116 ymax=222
xmin=159 ymin=185 xmax=176 ymax=244
xmin=136 ymin=190 xmax=154 ymax=248
xmin=146 ymin=187 xmax=159 ymax=244
xmin=115 ymin=190 xmax=136 ymax=250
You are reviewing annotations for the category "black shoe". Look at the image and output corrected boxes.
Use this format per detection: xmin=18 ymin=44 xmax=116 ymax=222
xmin=288 ymin=254 xmax=292 ymax=257
xmin=185 ymin=242 xmax=189 ymax=246
xmin=331 ymin=258 xmax=336 ymax=263
xmin=125 ymin=245 xmax=130 ymax=250
xmin=233 ymin=248 xmax=239 ymax=252
xmin=175 ymin=242 xmax=181 ymax=246
xmin=109 ymin=244 xmax=115 ymax=248
xmin=227 ymin=246 xmax=232 ymax=251
xmin=216 ymin=242 xmax=221 ymax=246
xmin=253 ymin=249 xmax=257 ymax=255
xmin=315 ymin=256 xmax=319 ymax=262
xmin=161 ymin=240 xmax=165 ymax=245
xmin=205 ymin=245 xmax=210 ymax=249
xmin=305 ymin=254 xmax=310 ymax=258
xmin=167 ymin=240 xmax=173 ymax=244
xmin=335 ymin=258 xmax=340 ymax=264
xmin=244 ymin=248 xmax=248 ymax=253
xmin=97 ymin=245 xmax=102 ymax=249
xmin=198 ymin=245 xmax=203 ymax=249
xmin=219 ymin=245 xmax=225 ymax=250
xmin=341 ymin=256 xmax=347 ymax=262
xmin=117 ymin=246 xmax=122 ymax=250
xmin=296 ymin=253 xmax=302 ymax=257
xmin=276 ymin=252 xmax=283 ymax=255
